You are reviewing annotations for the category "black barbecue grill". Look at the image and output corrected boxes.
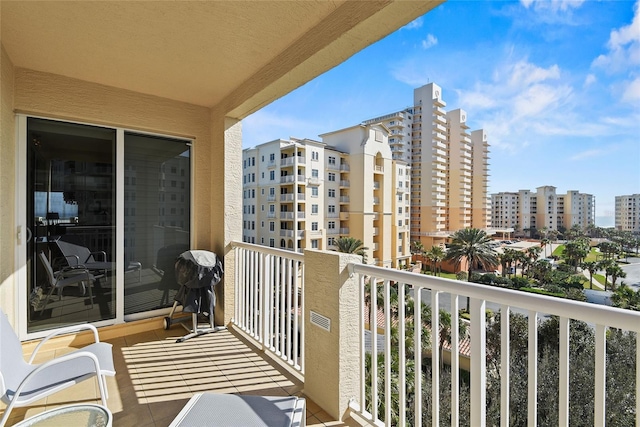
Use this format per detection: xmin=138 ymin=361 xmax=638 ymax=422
xmin=163 ymin=250 xmax=225 ymax=342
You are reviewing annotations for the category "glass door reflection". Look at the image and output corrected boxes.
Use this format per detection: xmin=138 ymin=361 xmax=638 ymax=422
xmin=27 ymin=118 xmax=116 ymax=333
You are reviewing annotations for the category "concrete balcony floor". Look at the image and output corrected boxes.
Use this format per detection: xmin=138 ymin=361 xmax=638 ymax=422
xmin=4 ymin=324 xmax=356 ymax=427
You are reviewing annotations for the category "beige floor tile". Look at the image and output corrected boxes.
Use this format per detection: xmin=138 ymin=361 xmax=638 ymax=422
xmin=44 ymin=380 xmax=99 ymax=405
xmin=147 ymin=398 xmax=190 ymax=423
xmin=153 ymin=413 xmax=181 ymax=427
xmin=304 ymin=398 xmax=323 ymax=416
xmin=3 ymin=404 xmax=47 ymax=426
xmin=306 ymin=415 xmax=324 ymax=426
xmin=315 ymin=410 xmax=343 ymax=424
xmin=236 ymin=385 xmax=290 ymax=396
xmin=14 ymin=326 xmax=348 ymax=426
xmin=187 ymin=383 xmax=237 ymax=394
xmin=112 ymin=402 xmax=154 ymax=426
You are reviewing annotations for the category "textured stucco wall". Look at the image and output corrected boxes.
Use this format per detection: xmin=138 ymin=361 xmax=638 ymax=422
xmin=217 ymin=116 xmax=243 ymax=324
xmin=7 ymin=68 xmax=238 ymax=323
xmin=0 ymin=44 xmax=16 ymax=323
xmin=304 ymin=250 xmax=360 ymax=420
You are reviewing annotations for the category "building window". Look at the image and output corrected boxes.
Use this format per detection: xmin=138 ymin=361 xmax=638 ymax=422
xmin=328 ymin=205 xmax=336 ymax=213
xmin=269 ymin=153 xmax=275 ymax=161
xmin=269 ymin=239 xmax=274 ymax=247
xmin=311 ymin=187 xmax=318 ymax=197
xmin=328 ymin=156 xmax=336 ymax=165
xmin=311 ymin=240 xmax=319 ymax=249
xmin=269 ymin=171 xmax=275 ymax=180
xmin=328 ymin=221 xmax=336 ymax=229
xmin=328 ymin=189 xmax=336 ymax=197
xmin=269 ymin=222 xmax=275 ymax=231
xmin=312 ymin=151 xmax=319 ymax=161
xmin=312 ymin=204 xmax=318 ymax=214
xmin=328 ymin=173 xmax=336 ymax=182
xmin=312 ymin=169 xmax=319 ymax=178
xmin=312 ymin=222 xmax=318 ymax=231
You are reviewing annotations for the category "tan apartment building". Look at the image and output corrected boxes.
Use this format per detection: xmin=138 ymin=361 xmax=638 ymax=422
xmin=364 ymin=83 xmax=490 ymax=248
xmin=492 ymin=186 xmax=595 ymax=235
xmin=242 ymin=124 xmax=412 ymax=268
xmin=615 ymin=194 xmax=640 ymax=233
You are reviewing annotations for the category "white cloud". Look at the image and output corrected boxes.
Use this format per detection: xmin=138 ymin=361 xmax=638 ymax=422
xmin=520 ymin=0 xmax=585 ymax=12
xmin=421 ymin=34 xmax=438 ymax=49
xmin=622 ymin=77 xmax=640 ymax=103
xmin=570 ymin=149 xmax=603 ymax=161
xmin=592 ymin=0 xmax=640 ymax=72
xmin=402 ymin=17 xmax=423 ymax=31
xmin=513 ymin=83 xmax=571 ymax=117
xmin=584 ymin=74 xmax=596 ymax=87
xmin=505 ymin=61 xmax=560 ymax=88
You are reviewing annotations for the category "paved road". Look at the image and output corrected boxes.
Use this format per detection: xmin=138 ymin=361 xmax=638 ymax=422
xmin=621 ymin=256 xmax=640 ymax=291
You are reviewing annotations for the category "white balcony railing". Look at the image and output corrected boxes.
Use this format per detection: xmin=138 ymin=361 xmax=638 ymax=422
xmin=347 ymin=263 xmax=640 ymax=426
xmin=231 ymin=242 xmax=304 ymax=374
xmin=228 ymin=245 xmax=640 ymax=424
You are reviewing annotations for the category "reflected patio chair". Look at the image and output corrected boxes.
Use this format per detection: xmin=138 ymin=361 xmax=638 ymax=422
xmin=38 ymin=251 xmax=95 ymax=313
xmin=52 ymin=239 xmax=113 ymax=274
xmin=52 ymin=238 xmax=141 ymax=282
xmin=0 ymin=309 xmax=115 ymax=427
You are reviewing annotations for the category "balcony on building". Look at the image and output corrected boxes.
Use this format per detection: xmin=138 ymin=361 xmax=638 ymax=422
xmin=280 ymin=212 xmax=295 ymax=220
xmin=7 ymin=2 xmax=640 ymax=427
xmin=280 ymin=156 xmax=306 ymax=167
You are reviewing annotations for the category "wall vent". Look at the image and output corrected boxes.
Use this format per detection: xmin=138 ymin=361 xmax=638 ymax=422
xmin=310 ymin=311 xmax=331 ymax=332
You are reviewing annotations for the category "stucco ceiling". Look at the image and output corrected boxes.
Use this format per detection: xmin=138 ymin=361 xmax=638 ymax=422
xmin=1 ymin=1 xmax=442 ymax=118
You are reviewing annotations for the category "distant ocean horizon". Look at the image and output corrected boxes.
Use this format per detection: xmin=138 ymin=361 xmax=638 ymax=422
xmin=595 ymin=216 xmax=615 ymax=228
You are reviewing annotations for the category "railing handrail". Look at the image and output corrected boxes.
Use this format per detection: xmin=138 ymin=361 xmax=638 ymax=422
xmin=230 ymin=240 xmax=305 ymax=263
xmin=348 ymin=262 xmax=640 ymax=332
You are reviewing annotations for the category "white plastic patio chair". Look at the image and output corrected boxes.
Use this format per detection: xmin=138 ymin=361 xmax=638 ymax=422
xmin=0 ymin=309 xmax=115 ymax=427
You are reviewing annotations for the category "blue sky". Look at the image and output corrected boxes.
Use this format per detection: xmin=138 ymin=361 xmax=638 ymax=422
xmin=243 ymin=0 xmax=640 ymax=226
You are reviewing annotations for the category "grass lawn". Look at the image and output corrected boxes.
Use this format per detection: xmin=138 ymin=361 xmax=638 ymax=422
xmin=593 ymin=273 xmax=606 ymax=286
xmin=552 ymin=245 xmax=564 ymax=257
xmin=553 ymin=245 xmax=601 ymax=263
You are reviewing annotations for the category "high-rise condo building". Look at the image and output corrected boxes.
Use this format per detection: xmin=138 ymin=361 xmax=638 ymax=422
xmin=615 ymin=194 xmax=640 ymax=233
xmin=363 ymin=83 xmax=490 ymax=248
xmin=491 ymin=186 xmax=595 ymax=235
xmin=242 ymin=123 xmax=412 ymax=268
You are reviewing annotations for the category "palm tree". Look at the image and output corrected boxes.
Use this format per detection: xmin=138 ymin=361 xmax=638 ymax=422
xmin=411 ymin=240 xmax=425 ymax=262
xmin=433 ymin=308 xmax=467 ymax=369
xmin=426 ymin=245 xmax=445 ymax=276
xmin=598 ymin=259 xmax=616 ymax=291
xmin=608 ymin=264 xmax=627 ymax=291
xmin=581 ymin=260 xmax=598 ymax=290
xmin=563 ymin=239 xmax=589 ymax=272
xmin=541 ymin=238 xmax=551 ymax=258
xmin=335 ymin=236 xmax=368 ymax=263
xmin=523 ymin=245 xmax=543 ymax=277
xmin=445 ymin=228 xmax=498 ymax=311
xmin=499 ymin=248 xmax=519 ymax=277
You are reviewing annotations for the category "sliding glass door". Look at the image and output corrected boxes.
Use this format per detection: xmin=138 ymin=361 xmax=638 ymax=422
xmin=123 ymin=133 xmax=190 ymax=315
xmin=27 ymin=118 xmax=117 ymax=332
xmin=25 ymin=117 xmax=191 ymax=333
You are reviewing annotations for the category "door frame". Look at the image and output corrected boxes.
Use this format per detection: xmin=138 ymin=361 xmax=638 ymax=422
xmin=15 ymin=114 xmax=194 ymax=341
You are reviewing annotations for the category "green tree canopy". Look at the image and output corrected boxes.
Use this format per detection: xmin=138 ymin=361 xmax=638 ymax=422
xmin=335 ymin=236 xmax=368 ymax=263
xmin=444 ymin=228 xmax=499 ymax=281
